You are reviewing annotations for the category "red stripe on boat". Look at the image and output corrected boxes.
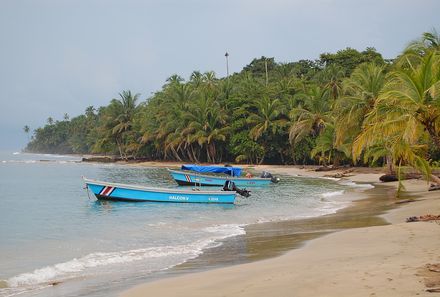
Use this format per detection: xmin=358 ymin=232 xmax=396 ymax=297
xmin=101 ymin=186 xmax=114 ymax=196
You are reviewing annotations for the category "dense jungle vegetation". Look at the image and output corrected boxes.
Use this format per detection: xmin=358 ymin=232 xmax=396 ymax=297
xmin=25 ymin=30 xmax=440 ymax=182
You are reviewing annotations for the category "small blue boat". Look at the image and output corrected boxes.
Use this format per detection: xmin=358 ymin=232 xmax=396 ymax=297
xmin=168 ymin=164 xmax=279 ymax=187
xmin=83 ymin=178 xmax=237 ymax=204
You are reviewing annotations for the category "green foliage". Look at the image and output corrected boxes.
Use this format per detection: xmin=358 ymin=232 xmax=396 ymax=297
xmin=320 ymin=47 xmax=385 ymax=76
xmin=25 ymin=30 xmax=440 ymax=184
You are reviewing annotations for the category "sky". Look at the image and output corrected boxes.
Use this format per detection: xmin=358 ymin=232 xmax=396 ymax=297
xmin=0 ymin=0 xmax=439 ymax=150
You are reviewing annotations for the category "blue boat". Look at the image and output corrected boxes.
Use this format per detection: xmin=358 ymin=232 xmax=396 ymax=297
xmin=168 ymin=164 xmax=279 ymax=187
xmin=83 ymin=178 xmax=237 ymax=204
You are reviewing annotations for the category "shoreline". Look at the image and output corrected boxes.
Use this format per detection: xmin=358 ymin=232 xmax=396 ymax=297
xmin=121 ymin=165 xmax=440 ymax=297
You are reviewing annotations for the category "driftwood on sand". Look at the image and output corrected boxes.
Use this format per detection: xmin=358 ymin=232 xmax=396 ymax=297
xmin=323 ymin=169 xmax=355 ymax=178
xmin=379 ymin=173 xmax=422 ymax=182
xmin=315 ymin=166 xmax=338 ymax=172
xmin=406 ymin=214 xmax=440 ymax=222
xmin=429 ymin=184 xmax=440 ymax=191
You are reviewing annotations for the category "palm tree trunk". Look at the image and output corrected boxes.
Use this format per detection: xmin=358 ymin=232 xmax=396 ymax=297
xmin=116 ymin=138 xmax=124 ymax=159
xmin=279 ymin=151 xmax=285 ymax=164
xmin=191 ymin=146 xmax=199 ymax=163
xmin=258 ymin=153 xmax=265 ymax=165
xmin=209 ymin=143 xmax=217 ymax=163
xmin=333 ymin=153 xmax=340 ymax=167
xmin=171 ymin=147 xmax=182 ymax=162
xmin=205 ymin=146 xmax=211 ymax=163
xmin=386 ymin=155 xmax=395 ymax=174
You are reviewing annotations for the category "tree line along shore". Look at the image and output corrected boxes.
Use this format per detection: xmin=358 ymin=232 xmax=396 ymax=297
xmin=24 ymin=30 xmax=440 ymax=185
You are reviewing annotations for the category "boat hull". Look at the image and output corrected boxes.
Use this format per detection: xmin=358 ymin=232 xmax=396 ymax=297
xmin=168 ymin=169 xmax=272 ymax=187
xmin=84 ymin=178 xmax=236 ymax=204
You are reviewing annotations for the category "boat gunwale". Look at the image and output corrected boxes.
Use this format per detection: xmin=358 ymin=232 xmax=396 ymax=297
xmin=94 ymin=195 xmax=234 ymax=204
xmin=83 ymin=177 xmax=236 ymax=195
xmin=168 ymin=169 xmax=272 ymax=181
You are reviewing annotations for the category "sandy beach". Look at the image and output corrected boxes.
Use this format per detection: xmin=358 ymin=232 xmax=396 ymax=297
xmin=121 ymin=165 xmax=440 ymax=297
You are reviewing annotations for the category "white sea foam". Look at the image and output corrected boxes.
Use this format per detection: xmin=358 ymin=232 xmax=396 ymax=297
xmin=338 ymin=180 xmax=375 ymax=189
xmin=6 ymin=225 xmax=246 ymax=289
xmin=12 ymin=152 xmax=20 ymax=155
xmin=320 ymin=190 xmax=345 ymax=198
xmin=318 ymin=176 xmax=341 ymax=181
xmin=203 ymin=224 xmax=246 ymax=238
xmin=7 ymin=244 xmax=198 ymax=288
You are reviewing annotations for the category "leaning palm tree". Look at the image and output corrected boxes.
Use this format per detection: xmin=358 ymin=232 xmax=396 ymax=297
xmin=381 ymin=51 xmax=440 ymax=147
xmin=353 ymin=51 xmax=440 ymax=186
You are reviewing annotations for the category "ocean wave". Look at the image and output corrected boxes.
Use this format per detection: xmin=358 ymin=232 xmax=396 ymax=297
xmin=6 ymin=244 xmax=196 ymax=288
xmin=203 ymin=224 xmax=246 ymax=238
xmin=320 ymin=190 xmax=345 ymax=198
xmin=5 ymin=225 xmax=246 ymax=290
xmin=338 ymin=180 xmax=375 ymax=189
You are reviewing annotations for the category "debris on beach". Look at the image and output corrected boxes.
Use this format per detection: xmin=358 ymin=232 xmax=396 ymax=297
xmin=323 ymin=169 xmax=354 ymax=178
xmin=406 ymin=214 xmax=440 ymax=222
xmin=379 ymin=173 xmax=421 ymax=182
xmin=427 ymin=264 xmax=440 ymax=273
xmin=429 ymin=184 xmax=440 ymax=191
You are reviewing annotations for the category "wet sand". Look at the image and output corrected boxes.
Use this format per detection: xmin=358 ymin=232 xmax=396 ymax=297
xmin=121 ymin=165 xmax=440 ymax=297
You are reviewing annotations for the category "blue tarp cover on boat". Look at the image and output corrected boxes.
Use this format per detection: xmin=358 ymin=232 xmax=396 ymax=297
xmin=181 ymin=164 xmax=242 ymax=177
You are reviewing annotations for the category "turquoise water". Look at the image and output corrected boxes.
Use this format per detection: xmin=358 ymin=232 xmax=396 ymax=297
xmin=0 ymin=151 xmax=369 ymax=297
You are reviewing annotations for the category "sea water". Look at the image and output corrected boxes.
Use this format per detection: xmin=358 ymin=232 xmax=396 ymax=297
xmin=0 ymin=151 xmax=370 ymax=297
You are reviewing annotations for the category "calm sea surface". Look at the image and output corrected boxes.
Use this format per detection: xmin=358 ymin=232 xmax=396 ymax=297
xmin=0 ymin=151 xmax=371 ymax=297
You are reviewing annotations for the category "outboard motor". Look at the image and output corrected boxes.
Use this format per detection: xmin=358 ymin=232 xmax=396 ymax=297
xmin=223 ymin=180 xmax=251 ymax=198
xmin=260 ymin=171 xmax=280 ymax=183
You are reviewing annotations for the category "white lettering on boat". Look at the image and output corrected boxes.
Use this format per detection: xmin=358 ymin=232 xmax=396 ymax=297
xmin=168 ymin=195 xmax=189 ymax=201
xmin=208 ymin=197 xmax=219 ymax=201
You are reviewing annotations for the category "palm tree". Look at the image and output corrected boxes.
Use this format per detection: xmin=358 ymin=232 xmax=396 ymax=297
xmin=310 ymin=123 xmax=348 ymax=165
xmin=247 ymin=96 xmax=288 ymax=163
xmin=248 ymin=97 xmax=286 ymax=140
xmin=23 ymin=125 xmax=30 ymax=142
xmin=289 ymin=86 xmax=333 ymax=144
xmin=189 ymin=71 xmax=204 ymax=88
xmin=353 ymin=51 xmax=440 ymax=185
xmin=140 ymin=80 xmax=194 ymax=161
xmin=166 ymin=74 xmax=184 ymax=85
xmin=406 ymin=28 xmax=440 ymax=54
xmin=334 ymin=63 xmax=386 ymax=147
xmin=381 ymin=51 xmax=440 ymax=147
xmin=182 ymin=94 xmax=229 ymax=163
xmin=104 ymin=90 xmax=140 ymax=159
xmin=315 ymin=64 xmax=346 ymax=99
